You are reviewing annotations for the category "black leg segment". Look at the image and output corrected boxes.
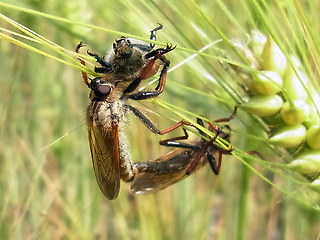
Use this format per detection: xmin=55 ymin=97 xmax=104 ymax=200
xmin=87 ymin=50 xmax=112 ymax=73
xmin=128 ymin=59 xmax=169 ymax=100
xmin=125 ymin=105 xmax=161 ymax=134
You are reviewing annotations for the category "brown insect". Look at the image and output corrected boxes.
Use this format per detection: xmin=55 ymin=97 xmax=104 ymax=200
xmin=131 ymin=111 xmax=236 ymax=194
xmin=76 ymin=24 xmax=176 ymax=199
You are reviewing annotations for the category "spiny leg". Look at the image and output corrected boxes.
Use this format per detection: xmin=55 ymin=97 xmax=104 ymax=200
xmin=87 ymin=50 xmax=112 ymax=74
xmin=131 ymin=24 xmax=164 ymax=52
xmin=144 ymin=44 xmax=176 ymax=60
xmin=76 ymin=42 xmax=90 ymax=87
xmin=214 ymin=107 xmax=237 ymax=123
xmin=185 ymin=135 xmax=218 ymax=175
xmin=124 ymin=44 xmax=175 ymax=95
xmin=125 ymin=105 xmax=192 ymax=135
xmin=127 ymin=57 xmax=170 ymax=99
xmin=184 ymin=113 xmax=236 ymax=175
xmin=149 ymin=23 xmax=163 ymax=49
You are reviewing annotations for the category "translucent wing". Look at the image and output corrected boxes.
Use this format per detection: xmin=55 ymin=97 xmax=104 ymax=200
xmin=87 ymin=120 xmax=120 ymax=200
xmin=131 ymin=146 xmax=213 ymax=194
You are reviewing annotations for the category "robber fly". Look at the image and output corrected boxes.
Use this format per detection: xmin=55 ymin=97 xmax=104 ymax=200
xmin=131 ymin=110 xmax=236 ymax=194
xmin=76 ymin=24 xmax=176 ymax=199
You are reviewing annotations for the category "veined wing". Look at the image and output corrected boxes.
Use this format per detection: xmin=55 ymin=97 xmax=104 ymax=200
xmin=87 ymin=120 xmax=120 ymax=200
xmin=131 ymin=146 xmax=212 ymax=195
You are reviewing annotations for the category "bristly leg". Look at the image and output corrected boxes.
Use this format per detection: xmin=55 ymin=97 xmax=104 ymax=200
xmin=87 ymin=50 xmax=113 ymax=74
xmin=76 ymin=42 xmax=90 ymax=87
xmin=127 ymin=57 xmax=170 ymax=99
xmin=144 ymin=44 xmax=176 ymax=60
xmin=214 ymin=107 xmax=237 ymax=123
xmin=124 ymin=44 xmax=175 ymax=95
xmin=149 ymin=23 xmax=163 ymax=49
xmin=131 ymin=23 xmax=163 ymax=51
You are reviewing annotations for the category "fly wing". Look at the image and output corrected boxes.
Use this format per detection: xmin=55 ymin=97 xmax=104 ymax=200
xmin=131 ymin=147 xmax=211 ymax=195
xmin=88 ymin=120 xmax=120 ymax=200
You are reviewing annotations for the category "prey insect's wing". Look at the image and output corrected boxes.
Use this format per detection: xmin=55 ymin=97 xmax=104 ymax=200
xmin=131 ymin=147 xmax=212 ymax=195
xmin=87 ymin=120 xmax=120 ymax=200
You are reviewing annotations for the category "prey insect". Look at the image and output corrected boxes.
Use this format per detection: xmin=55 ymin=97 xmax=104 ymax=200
xmin=131 ymin=110 xmax=236 ymax=194
xmin=76 ymin=24 xmax=176 ymax=199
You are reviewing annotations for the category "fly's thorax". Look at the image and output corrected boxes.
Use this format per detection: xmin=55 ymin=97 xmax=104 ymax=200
xmin=87 ymin=99 xmax=125 ymax=128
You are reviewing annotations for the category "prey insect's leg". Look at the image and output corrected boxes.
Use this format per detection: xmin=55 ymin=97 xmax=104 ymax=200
xmin=191 ymin=116 xmax=234 ymax=175
xmin=214 ymin=107 xmax=237 ymax=123
xmin=76 ymin=42 xmax=90 ymax=86
xmin=185 ymin=134 xmax=218 ymax=175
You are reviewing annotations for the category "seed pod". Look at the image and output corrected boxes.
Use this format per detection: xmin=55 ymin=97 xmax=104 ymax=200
xmin=260 ymin=36 xmax=287 ymax=77
xmin=240 ymin=95 xmax=283 ymax=117
xmin=280 ymin=100 xmax=309 ymax=125
xmin=306 ymin=125 xmax=320 ymax=150
xmin=304 ymin=104 xmax=320 ymax=128
xmin=250 ymin=29 xmax=267 ymax=56
xmin=287 ymin=150 xmax=320 ymax=175
xmin=269 ymin=124 xmax=306 ymax=148
xmin=252 ymin=70 xmax=283 ymax=95
xmin=283 ymin=69 xmax=308 ymax=100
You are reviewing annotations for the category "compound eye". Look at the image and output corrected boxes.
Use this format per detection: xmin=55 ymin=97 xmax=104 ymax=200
xmin=96 ymin=84 xmax=111 ymax=96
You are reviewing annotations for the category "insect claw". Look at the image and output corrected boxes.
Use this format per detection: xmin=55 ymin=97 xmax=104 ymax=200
xmin=76 ymin=41 xmax=87 ymax=53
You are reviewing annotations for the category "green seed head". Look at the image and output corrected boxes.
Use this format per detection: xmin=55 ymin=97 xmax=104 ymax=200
xmin=261 ymin=36 xmax=287 ymax=77
xmin=280 ymin=100 xmax=310 ymax=125
xmin=250 ymin=29 xmax=267 ymax=56
xmin=252 ymin=70 xmax=283 ymax=95
xmin=269 ymin=124 xmax=306 ymax=148
xmin=287 ymin=150 xmax=320 ymax=174
xmin=240 ymin=95 xmax=283 ymax=117
xmin=304 ymin=104 xmax=320 ymax=128
xmin=283 ymin=69 xmax=309 ymax=101
xmin=306 ymin=125 xmax=320 ymax=150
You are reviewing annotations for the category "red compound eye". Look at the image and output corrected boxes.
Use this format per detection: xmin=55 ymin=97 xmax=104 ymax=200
xmin=97 ymin=85 xmax=111 ymax=96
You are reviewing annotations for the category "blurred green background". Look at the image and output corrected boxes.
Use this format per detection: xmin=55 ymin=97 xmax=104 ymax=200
xmin=1 ymin=0 xmax=320 ymax=239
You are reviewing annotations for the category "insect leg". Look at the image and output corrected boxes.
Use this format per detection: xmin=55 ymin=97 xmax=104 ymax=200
xmin=144 ymin=44 xmax=176 ymax=59
xmin=76 ymin=42 xmax=90 ymax=86
xmin=125 ymin=105 xmax=192 ymax=135
xmin=131 ymin=24 xmax=164 ymax=51
xmin=207 ymin=150 xmax=219 ymax=175
xmin=124 ymin=44 xmax=175 ymax=95
xmin=214 ymin=107 xmax=237 ymax=123
xmin=87 ymin=50 xmax=113 ymax=74
xmin=149 ymin=23 xmax=163 ymax=49
xmin=186 ymin=114 xmax=235 ymax=175
xmin=128 ymin=59 xmax=170 ymax=100
xmin=159 ymin=128 xmax=190 ymax=146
